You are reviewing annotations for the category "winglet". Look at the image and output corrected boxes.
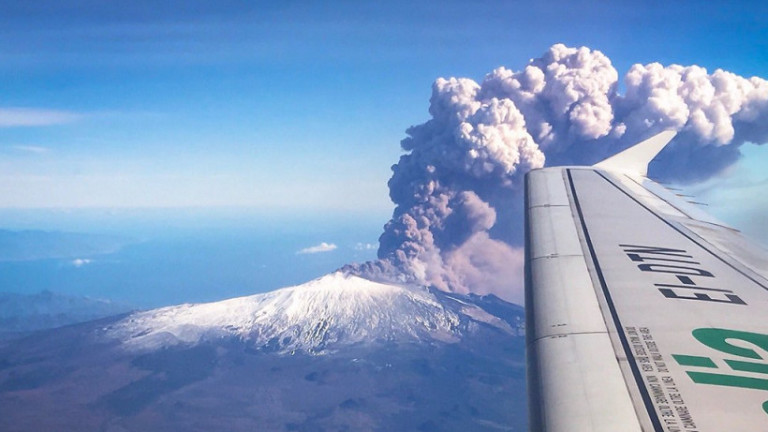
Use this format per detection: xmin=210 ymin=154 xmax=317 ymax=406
xmin=594 ymin=130 xmax=677 ymax=176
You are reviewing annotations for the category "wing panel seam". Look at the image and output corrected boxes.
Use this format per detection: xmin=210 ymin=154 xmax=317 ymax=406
xmin=529 ymin=204 xmax=571 ymax=208
xmin=527 ymin=331 xmax=610 ymax=346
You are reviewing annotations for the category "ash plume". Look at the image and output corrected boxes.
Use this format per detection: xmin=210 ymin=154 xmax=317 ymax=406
xmin=345 ymin=44 xmax=768 ymax=303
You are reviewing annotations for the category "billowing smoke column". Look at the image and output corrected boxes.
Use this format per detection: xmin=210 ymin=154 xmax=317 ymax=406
xmin=346 ymin=44 xmax=768 ymax=303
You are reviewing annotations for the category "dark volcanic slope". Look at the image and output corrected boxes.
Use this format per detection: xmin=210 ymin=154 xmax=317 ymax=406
xmin=0 ymin=274 xmax=527 ymax=432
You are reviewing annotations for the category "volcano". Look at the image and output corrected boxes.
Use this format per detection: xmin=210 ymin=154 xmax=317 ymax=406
xmin=0 ymin=272 xmax=526 ymax=431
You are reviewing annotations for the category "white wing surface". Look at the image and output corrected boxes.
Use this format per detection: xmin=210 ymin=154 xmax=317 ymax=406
xmin=525 ymin=132 xmax=768 ymax=431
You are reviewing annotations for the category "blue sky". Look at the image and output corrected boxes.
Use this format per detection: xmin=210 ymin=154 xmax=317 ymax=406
xmin=1 ymin=0 xmax=767 ymax=214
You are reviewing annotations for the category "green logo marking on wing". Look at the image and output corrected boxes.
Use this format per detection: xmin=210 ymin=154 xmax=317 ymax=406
xmin=673 ymin=328 xmax=768 ymax=417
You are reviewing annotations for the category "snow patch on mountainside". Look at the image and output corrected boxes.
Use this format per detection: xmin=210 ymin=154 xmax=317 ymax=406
xmin=105 ymin=272 xmax=517 ymax=354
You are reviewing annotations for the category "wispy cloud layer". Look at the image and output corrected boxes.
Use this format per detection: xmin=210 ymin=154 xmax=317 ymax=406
xmin=297 ymin=242 xmax=337 ymax=255
xmin=0 ymin=108 xmax=81 ymax=127
xmin=11 ymin=145 xmax=49 ymax=154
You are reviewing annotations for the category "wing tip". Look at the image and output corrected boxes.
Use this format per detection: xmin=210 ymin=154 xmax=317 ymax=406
xmin=594 ymin=130 xmax=677 ymax=176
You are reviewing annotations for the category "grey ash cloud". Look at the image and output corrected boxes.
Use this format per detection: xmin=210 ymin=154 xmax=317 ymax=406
xmin=346 ymin=44 xmax=768 ymax=303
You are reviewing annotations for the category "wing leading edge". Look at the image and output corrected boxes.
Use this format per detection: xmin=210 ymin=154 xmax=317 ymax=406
xmin=525 ymin=132 xmax=768 ymax=431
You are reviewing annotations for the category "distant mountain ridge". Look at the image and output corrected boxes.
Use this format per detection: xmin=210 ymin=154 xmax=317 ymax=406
xmin=0 ymin=291 xmax=133 ymax=339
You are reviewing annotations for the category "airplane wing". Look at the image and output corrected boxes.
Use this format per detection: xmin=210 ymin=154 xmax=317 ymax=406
xmin=525 ymin=131 xmax=768 ymax=431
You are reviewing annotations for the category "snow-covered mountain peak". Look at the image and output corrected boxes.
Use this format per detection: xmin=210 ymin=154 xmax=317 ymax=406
xmin=105 ymin=271 xmax=518 ymax=355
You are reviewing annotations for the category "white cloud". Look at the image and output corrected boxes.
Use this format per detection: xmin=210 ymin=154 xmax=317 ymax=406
xmin=0 ymin=108 xmax=82 ymax=127
xmin=71 ymin=258 xmax=92 ymax=267
xmin=297 ymin=242 xmax=337 ymax=254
